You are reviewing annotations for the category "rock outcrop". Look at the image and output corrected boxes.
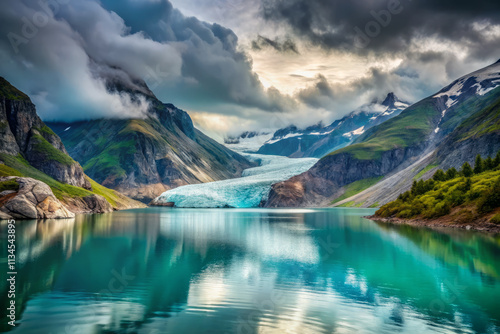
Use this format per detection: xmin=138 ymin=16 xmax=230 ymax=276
xmin=0 ymin=177 xmax=75 ymax=219
xmin=63 ymin=194 xmax=114 ymax=215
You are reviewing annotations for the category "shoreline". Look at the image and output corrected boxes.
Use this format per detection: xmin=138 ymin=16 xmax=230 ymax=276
xmin=367 ymin=215 xmax=500 ymax=234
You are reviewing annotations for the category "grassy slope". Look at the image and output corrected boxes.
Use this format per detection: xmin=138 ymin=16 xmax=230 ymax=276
xmin=31 ymin=133 xmax=75 ymax=166
xmin=0 ymin=153 xmax=140 ymax=209
xmin=414 ymin=164 xmax=439 ymax=180
xmin=453 ymin=95 xmax=500 ymax=141
xmin=0 ymin=77 xmax=31 ymax=101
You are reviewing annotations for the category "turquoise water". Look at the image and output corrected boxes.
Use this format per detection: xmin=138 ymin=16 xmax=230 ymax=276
xmin=1 ymin=208 xmax=500 ymax=333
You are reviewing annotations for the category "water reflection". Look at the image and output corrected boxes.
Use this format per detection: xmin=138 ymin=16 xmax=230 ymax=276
xmin=0 ymin=208 xmax=499 ymax=333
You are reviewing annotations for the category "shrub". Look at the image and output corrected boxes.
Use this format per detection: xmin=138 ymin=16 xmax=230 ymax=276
xmin=433 ymin=169 xmax=446 ymax=182
xmin=424 ymin=201 xmax=451 ymax=219
xmin=477 ymin=178 xmax=500 ymax=213
xmin=0 ymin=179 xmax=19 ymax=192
xmin=448 ymin=190 xmax=465 ymax=206
xmin=491 ymin=214 xmax=500 ymax=224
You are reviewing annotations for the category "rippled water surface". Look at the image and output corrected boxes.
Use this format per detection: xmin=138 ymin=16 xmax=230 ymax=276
xmin=1 ymin=208 xmax=500 ymax=333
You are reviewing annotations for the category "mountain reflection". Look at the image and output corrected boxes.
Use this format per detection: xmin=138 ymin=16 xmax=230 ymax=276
xmin=1 ymin=208 xmax=499 ymax=333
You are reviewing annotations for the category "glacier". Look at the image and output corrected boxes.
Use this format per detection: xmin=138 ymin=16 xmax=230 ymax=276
xmin=152 ymin=154 xmax=318 ymax=208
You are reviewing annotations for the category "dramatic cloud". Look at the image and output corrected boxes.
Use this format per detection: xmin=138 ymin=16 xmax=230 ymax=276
xmin=260 ymin=0 xmax=500 ymax=58
xmin=0 ymin=0 xmax=292 ymax=123
xmin=1 ymin=0 xmax=499 ymax=135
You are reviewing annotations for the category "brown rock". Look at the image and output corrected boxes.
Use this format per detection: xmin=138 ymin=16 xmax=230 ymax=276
xmin=0 ymin=176 xmax=75 ymax=220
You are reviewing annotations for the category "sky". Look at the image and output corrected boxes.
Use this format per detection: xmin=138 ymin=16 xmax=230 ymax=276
xmin=1 ymin=0 xmax=500 ymax=138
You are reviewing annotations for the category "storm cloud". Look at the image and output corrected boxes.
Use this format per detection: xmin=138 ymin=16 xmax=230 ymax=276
xmin=0 ymin=0 xmax=292 ymax=122
xmin=260 ymin=0 xmax=500 ymax=59
xmin=1 ymin=0 xmax=499 ymax=135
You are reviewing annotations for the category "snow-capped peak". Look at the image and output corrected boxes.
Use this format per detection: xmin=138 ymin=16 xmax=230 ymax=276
xmin=434 ymin=61 xmax=500 ymax=101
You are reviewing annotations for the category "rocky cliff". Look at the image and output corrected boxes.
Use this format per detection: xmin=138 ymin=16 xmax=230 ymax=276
xmin=0 ymin=77 xmax=90 ymax=189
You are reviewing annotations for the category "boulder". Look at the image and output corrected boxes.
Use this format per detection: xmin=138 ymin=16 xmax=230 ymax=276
xmin=0 ymin=176 xmax=75 ymax=220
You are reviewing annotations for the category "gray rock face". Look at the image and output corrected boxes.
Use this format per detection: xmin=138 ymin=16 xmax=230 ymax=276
xmin=0 ymin=77 xmax=91 ymax=190
xmin=265 ymin=142 xmax=428 ymax=207
xmin=0 ymin=177 xmax=75 ymax=220
xmin=437 ymin=132 xmax=500 ymax=170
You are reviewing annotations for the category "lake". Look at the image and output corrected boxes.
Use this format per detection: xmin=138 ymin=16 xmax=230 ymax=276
xmin=1 ymin=208 xmax=499 ymax=333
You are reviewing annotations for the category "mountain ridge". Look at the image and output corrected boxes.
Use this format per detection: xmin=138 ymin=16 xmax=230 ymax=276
xmin=254 ymin=92 xmax=410 ymax=158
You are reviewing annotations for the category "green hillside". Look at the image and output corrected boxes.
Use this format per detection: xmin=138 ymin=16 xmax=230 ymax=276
xmin=376 ymin=152 xmax=500 ymax=223
xmin=454 ymin=96 xmax=500 ymax=141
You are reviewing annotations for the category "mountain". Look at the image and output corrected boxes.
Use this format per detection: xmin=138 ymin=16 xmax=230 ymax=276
xmin=256 ymin=93 xmax=410 ymax=158
xmin=264 ymin=60 xmax=500 ymax=208
xmin=0 ymin=77 xmax=145 ymax=219
xmin=48 ymin=73 xmax=255 ymax=203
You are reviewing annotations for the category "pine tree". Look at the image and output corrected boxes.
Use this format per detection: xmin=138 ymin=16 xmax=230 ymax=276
xmin=433 ymin=169 xmax=446 ymax=182
xmin=484 ymin=156 xmax=494 ymax=171
xmin=411 ymin=180 xmax=418 ymax=195
xmin=474 ymin=155 xmax=483 ymax=174
xmin=461 ymin=162 xmax=473 ymax=177
xmin=495 ymin=151 xmax=500 ymax=168
xmin=445 ymin=167 xmax=458 ymax=180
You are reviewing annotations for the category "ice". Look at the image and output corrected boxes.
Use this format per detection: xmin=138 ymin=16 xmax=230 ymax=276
xmin=153 ymin=154 xmax=318 ymax=208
